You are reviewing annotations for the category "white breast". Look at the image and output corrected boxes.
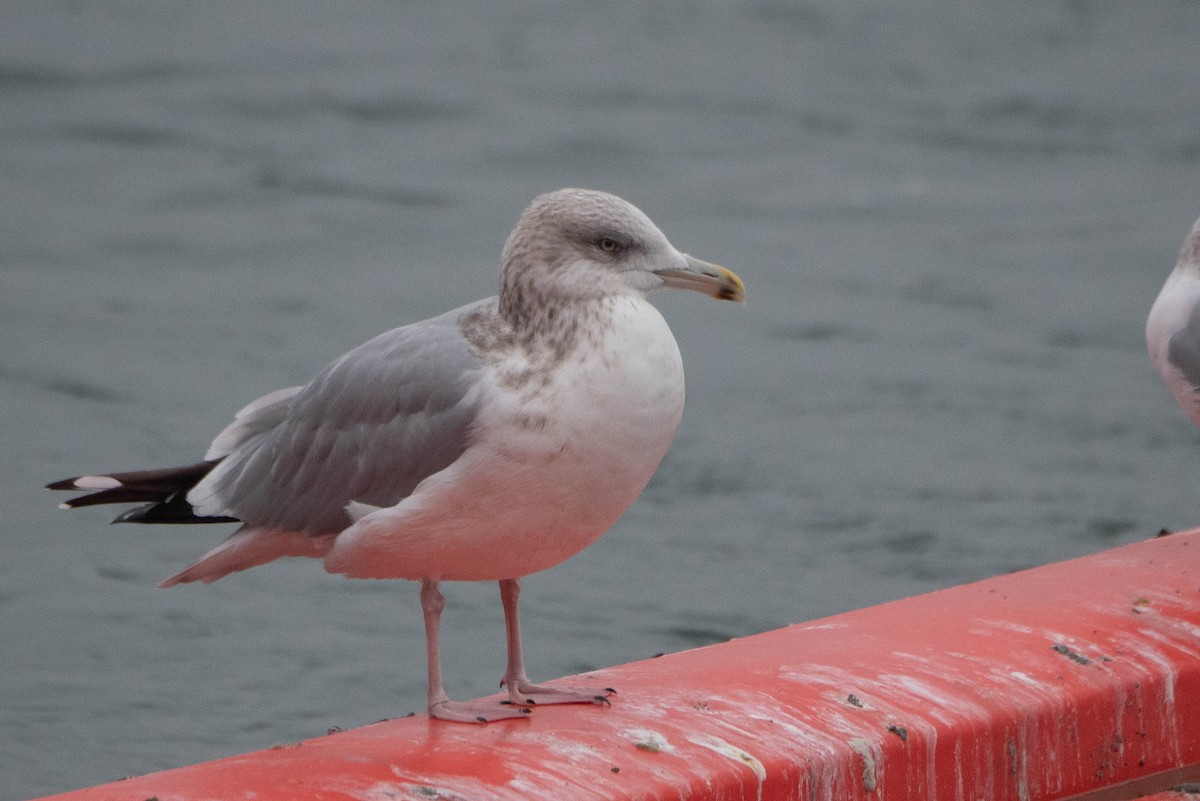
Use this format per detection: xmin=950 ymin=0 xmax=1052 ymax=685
xmin=325 ymin=295 xmax=686 ymax=581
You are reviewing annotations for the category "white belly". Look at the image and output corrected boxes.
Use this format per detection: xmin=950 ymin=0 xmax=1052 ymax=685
xmin=324 ymin=296 xmax=685 ymax=581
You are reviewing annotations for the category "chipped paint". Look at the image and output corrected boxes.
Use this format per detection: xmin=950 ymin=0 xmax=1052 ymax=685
xmin=847 ymin=737 xmax=880 ymax=792
xmin=686 ymin=733 xmax=767 ymax=799
xmin=625 ymin=727 xmax=673 ymax=753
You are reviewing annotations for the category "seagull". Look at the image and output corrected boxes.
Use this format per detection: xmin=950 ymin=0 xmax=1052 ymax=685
xmin=1148 ymin=215 xmax=1200 ymax=429
xmin=48 ymin=188 xmax=746 ymax=723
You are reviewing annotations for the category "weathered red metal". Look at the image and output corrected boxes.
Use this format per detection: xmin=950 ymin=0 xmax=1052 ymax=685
xmin=33 ymin=531 xmax=1200 ymax=801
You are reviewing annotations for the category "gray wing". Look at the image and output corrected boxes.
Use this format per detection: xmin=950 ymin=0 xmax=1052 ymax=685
xmin=188 ymin=300 xmax=493 ymax=534
xmin=204 ymin=386 xmax=305 ymax=460
xmin=1168 ymin=299 xmax=1200 ymax=394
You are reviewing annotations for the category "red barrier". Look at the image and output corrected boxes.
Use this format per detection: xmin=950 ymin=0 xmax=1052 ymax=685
xmin=34 ymin=531 xmax=1200 ymax=801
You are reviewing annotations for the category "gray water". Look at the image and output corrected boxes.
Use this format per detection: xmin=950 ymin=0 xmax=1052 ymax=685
xmin=5 ymin=1 xmax=1200 ymax=797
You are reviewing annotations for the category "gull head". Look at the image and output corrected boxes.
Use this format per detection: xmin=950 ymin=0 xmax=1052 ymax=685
xmin=499 ymin=188 xmax=744 ymax=320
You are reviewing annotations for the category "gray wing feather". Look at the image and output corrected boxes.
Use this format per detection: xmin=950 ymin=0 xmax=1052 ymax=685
xmin=1168 ymin=300 xmax=1200 ymax=393
xmin=205 ymin=386 xmax=303 ymax=460
xmin=189 ymin=301 xmax=491 ymax=534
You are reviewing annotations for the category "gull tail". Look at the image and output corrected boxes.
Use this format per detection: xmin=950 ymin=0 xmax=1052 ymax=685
xmin=46 ymin=461 xmax=239 ymax=525
xmin=158 ymin=527 xmax=334 ymax=587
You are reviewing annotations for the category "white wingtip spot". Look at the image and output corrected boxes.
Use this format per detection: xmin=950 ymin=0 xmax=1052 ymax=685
xmin=73 ymin=475 xmax=122 ymax=490
xmin=58 ymin=502 xmax=72 ymax=510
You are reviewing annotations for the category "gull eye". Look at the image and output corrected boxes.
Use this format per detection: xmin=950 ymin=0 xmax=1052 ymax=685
xmin=597 ymin=237 xmax=620 ymax=254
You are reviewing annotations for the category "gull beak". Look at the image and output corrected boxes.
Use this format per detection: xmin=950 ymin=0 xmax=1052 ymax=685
xmin=654 ymin=254 xmax=746 ymax=303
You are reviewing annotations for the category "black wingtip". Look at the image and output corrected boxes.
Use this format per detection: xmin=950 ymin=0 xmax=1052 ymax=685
xmin=58 ymin=487 xmax=163 ymax=510
xmin=112 ymin=496 xmax=239 ymax=525
xmin=47 ymin=461 xmax=233 ymax=523
xmin=111 ymin=504 xmax=155 ymax=524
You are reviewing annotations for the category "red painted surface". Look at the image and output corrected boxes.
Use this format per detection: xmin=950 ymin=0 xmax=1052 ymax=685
xmin=34 ymin=531 xmax=1200 ymax=801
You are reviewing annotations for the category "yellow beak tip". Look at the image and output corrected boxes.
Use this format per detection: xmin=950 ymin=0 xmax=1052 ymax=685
xmin=718 ymin=268 xmax=747 ymax=303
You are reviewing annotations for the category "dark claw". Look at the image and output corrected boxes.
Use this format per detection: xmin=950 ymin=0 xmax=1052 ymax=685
xmin=594 ymin=695 xmax=612 ymax=707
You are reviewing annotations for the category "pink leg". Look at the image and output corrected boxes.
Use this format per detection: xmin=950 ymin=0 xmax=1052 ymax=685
xmin=420 ymin=579 xmax=529 ymax=723
xmin=498 ymin=577 xmax=615 ymax=708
